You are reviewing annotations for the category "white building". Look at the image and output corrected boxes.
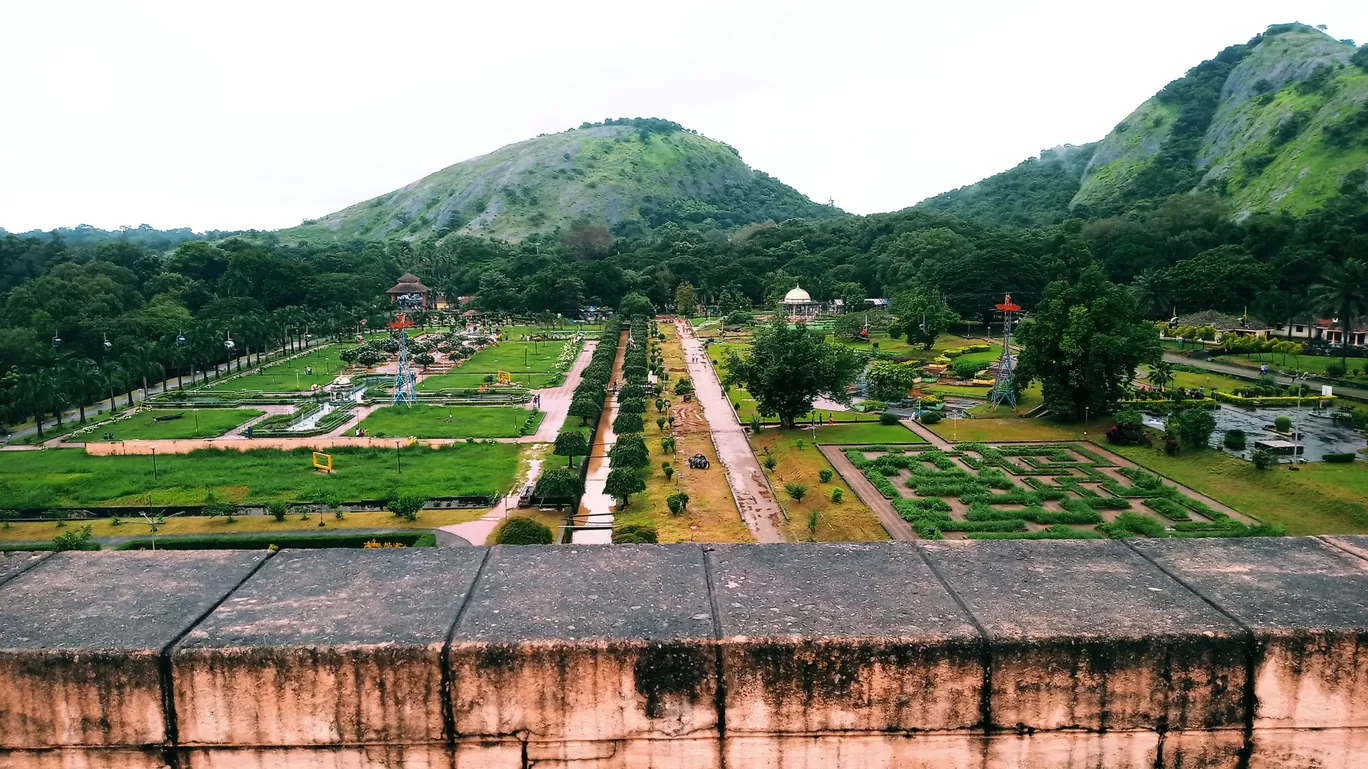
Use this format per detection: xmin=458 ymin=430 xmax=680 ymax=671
xmin=780 ymin=285 xmax=821 ymax=320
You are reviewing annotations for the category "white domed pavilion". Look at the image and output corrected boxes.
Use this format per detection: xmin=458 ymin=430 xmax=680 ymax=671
xmin=780 ymin=285 xmax=820 ymax=320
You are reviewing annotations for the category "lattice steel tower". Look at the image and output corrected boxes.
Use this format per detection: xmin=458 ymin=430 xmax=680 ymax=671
xmin=389 ymin=312 xmax=417 ymax=406
xmin=989 ymin=294 xmax=1020 ymax=410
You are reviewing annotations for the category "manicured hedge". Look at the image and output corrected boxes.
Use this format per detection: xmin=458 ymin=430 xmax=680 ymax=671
xmin=114 ymin=531 xmax=434 ymax=550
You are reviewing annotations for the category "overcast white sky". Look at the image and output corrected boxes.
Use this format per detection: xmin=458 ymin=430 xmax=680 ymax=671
xmin=2 ymin=1 xmax=1366 ymax=233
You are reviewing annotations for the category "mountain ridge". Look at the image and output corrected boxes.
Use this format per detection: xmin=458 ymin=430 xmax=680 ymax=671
xmin=917 ymin=23 xmax=1368 ymax=226
xmin=283 ymin=118 xmax=843 ymax=243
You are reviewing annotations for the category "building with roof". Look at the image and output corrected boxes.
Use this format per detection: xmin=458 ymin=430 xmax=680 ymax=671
xmin=386 ymin=274 xmax=430 ymax=310
xmin=780 ymin=285 xmax=820 ymax=320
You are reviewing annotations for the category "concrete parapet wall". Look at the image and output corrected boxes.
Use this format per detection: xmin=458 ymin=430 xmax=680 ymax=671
xmin=2 ymin=538 xmax=1368 ymax=768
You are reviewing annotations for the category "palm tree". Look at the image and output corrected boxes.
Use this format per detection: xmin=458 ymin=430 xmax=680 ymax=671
xmin=1310 ymin=258 xmax=1368 ymax=363
xmin=123 ymin=343 xmax=164 ymax=399
xmin=1131 ymin=271 xmax=1169 ymax=320
xmin=16 ymin=371 xmax=49 ymax=439
xmin=62 ymin=358 xmax=102 ymax=423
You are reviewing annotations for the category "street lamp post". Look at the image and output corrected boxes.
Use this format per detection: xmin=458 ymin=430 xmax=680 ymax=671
xmin=395 ymin=440 xmax=402 ymax=474
xmin=150 ymin=445 xmax=158 ymax=480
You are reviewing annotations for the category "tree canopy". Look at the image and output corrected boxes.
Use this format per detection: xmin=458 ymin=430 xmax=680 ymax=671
xmin=722 ymin=319 xmax=861 ymax=428
xmin=1015 ymin=266 xmax=1162 ymax=420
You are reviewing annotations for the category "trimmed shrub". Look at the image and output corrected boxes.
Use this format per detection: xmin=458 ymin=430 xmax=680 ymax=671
xmin=1324 ymin=453 xmax=1357 ymax=463
xmin=612 ymin=524 xmax=659 ymax=544
xmin=493 ymin=517 xmax=554 ymax=545
xmin=1274 ymin=415 xmax=1293 ymax=433
xmin=818 ymin=468 xmax=833 ymax=483
xmin=920 ymin=412 xmax=942 ymax=425
xmin=1223 ymin=429 xmax=1247 ymax=450
xmin=830 ymin=488 xmax=844 ymax=503
xmin=879 ymin=412 xmax=900 ymax=425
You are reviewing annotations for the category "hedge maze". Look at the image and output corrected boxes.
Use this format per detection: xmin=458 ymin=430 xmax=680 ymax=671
xmin=841 ymin=443 xmax=1281 ymax=540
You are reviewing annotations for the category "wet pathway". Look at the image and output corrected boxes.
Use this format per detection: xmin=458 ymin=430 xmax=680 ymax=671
xmin=677 ymin=321 xmax=784 ymax=543
xmin=571 ymin=331 xmax=628 ymax=544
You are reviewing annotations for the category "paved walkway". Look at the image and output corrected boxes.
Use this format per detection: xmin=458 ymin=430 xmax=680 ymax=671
xmin=899 ymin=418 xmax=952 ymax=449
xmin=522 ymin=341 xmax=596 ymax=443
xmin=571 ymin=333 xmax=627 ymax=544
xmin=677 ymin=321 xmax=784 ymax=543
xmin=440 ymin=343 xmax=598 ymax=547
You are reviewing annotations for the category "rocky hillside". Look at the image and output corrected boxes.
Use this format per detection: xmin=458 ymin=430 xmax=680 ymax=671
xmin=919 ymin=24 xmax=1368 ymax=223
xmin=285 ymin=118 xmax=842 ymax=242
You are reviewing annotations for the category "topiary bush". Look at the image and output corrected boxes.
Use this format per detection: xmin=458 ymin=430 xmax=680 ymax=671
xmin=1273 ymin=415 xmax=1293 ymax=433
xmin=1223 ymin=429 xmax=1247 ymax=450
xmin=920 ymin=411 xmax=942 ymax=425
xmin=879 ymin=411 xmax=900 ymax=425
xmin=1323 ymin=452 xmax=1356 ymax=463
xmin=493 ymin=517 xmax=553 ymax=545
xmin=612 ymin=524 xmax=659 ymax=543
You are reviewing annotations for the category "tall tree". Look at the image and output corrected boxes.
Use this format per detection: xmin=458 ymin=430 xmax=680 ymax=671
xmin=890 ymin=288 xmax=959 ymax=349
xmin=722 ymin=319 xmax=861 ymax=428
xmin=674 ymin=282 xmax=698 ymax=317
xmin=1016 ymin=265 xmax=1161 ymax=421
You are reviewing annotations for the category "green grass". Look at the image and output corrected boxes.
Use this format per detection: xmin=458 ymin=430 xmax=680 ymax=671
xmin=927 ymin=385 xmax=991 ymax=398
xmin=84 ymin=409 xmax=264 ymax=441
xmin=807 ymin=422 xmax=925 ymax=445
xmin=417 ymin=372 xmax=559 ymax=390
xmin=1146 ymin=367 xmax=1254 ymax=392
xmin=930 ymin=416 xmax=1115 ymax=443
xmin=1214 ymin=352 xmax=1368 ymax=380
xmin=203 ymin=347 xmax=347 ymax=392
xmin=1112 ymin=444 xmax=1368 ymax=536
xmin=458 ymin=341 xmax=566 ymax=373
xmin=349 ymin=404 xmax=540 ymax=438
xmin=0 ymin=443 xmax=520 ymax=507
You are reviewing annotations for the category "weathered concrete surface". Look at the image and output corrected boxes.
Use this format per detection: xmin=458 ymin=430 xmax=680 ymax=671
xmin=173 ymin=548 xmax=485 ymax=750
xmin=1132 ymin=536 xmax=1368 ymax=769
xmin=449 ymin=544 xmax=718 ymax=767
xmin=710 ymin=543 xmax=981 ymax=738
xmin=5 ymin=541 xmax=1368 ymax=768
xmin=0 ymin=551 xmax=265 ymax=751
xmin=924 ymin=540 xmax=1247 ymax=737
xmin=0 ymin=550 xmax=48 ymax=586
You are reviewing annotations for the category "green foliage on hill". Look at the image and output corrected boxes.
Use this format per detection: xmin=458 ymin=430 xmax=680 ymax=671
xmin=922 ymin=24 xmax=1368 ymax=225
xmin=283 ymin=120 xmax=841 ymax=243
xmin=917 ymin=144 xmax=1096 ymax=227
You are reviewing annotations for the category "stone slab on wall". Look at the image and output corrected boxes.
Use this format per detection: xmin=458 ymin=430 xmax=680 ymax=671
xmin=0 ymin=551 xmax=266 ymax=751
xmin=172 ymin=548 xmax=486 ymax=749
xmin=448 ymin=544 xmax=719 ymax=765
xmin=709 ymin=542 xmax=983 ymax=736
xmin=922 ymin=539 xmax=1248 ymax=734
xmin=2 ymin=540 xmax=1368 ymax=768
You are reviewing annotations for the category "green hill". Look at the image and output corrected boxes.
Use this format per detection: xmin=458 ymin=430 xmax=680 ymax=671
xmin=919 ymin=24 xmax=1368 ymax=224
xmin=285 ymin=118 xmax=842 ymax=242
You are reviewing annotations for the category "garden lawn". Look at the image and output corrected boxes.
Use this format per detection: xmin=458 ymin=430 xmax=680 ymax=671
xmin=927 ymin=385 xmax=991 ymax=398
xmin=459 ymin=341 xmax=566 ymax=372
xmin=1216 ymin=352 xmax=1368 ymax=380
xmin=751 ymin=429 xmax=888 ymax=542
xmin=0 ymin=443 xmax=520 ymax=507
xmin=417 ymin=372 xmax=559 ymax=390
xmin=0 ymin=508 xmax=487 ymax=544
xmin=1112 ymin=444 xmax=1368 ymax=536
xmin=929 ymin=416 xmax=1115 ymax=442
xmin=1143 ymin=366 xmax=1251 ymax=392
xmin=203 ymin=347 xmax=347 ymax=392
xmin=808 ymin=422 xmax=925 ymax=445
xmin=85 ymin=409 xmax=264 ymax=441
xmin=349 ymin=405 xmax=541 ymax=438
